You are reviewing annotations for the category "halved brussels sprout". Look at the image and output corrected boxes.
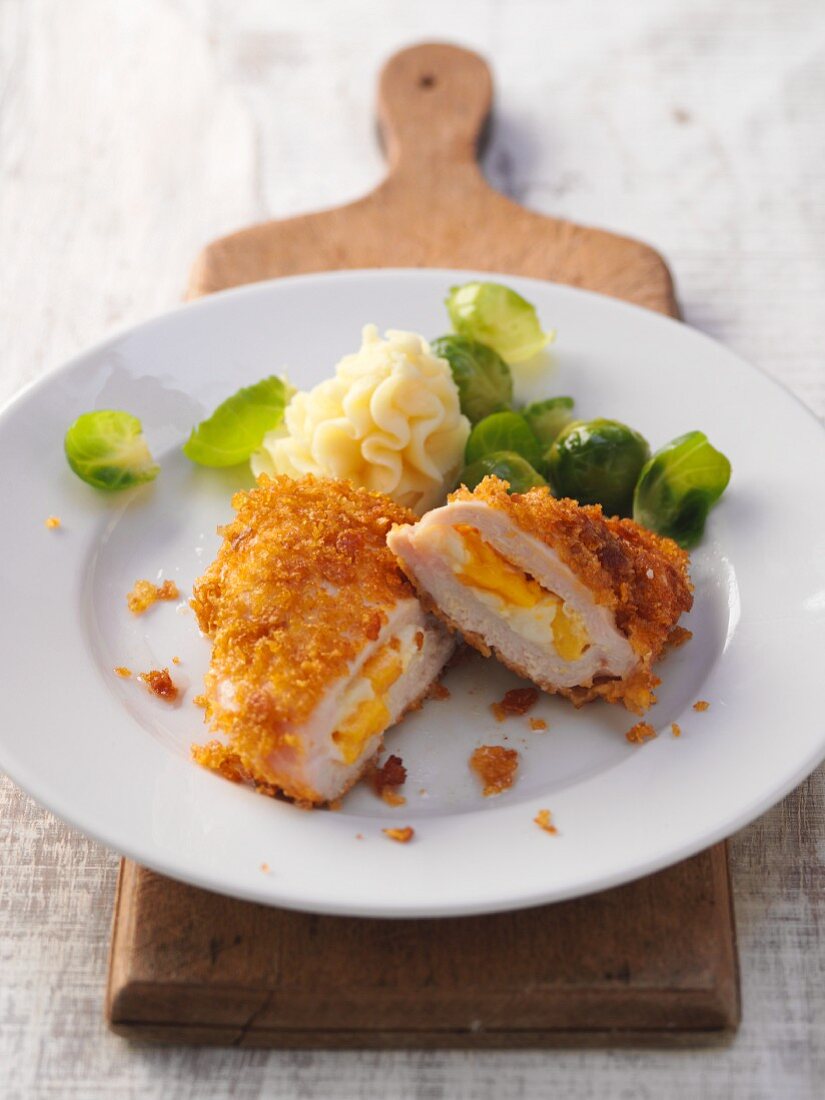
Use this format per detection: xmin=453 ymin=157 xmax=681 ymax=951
xmin=430 ymin=335 xmax=513 ymax=424
xmin=459 ymin=451 xmax=547 ymax=494
xmin=523 ymin=396 xmax=575 ymax=447
xmin=633 ymin=430 xmax=731 ymax=548
xmin=445 ymin=282 xmax=554 ymax=364
xmin=183 ymin=376 xmax=293 ymax=467
xmin=64 ymin=410 xmax=159 ymax=491
xmin=465 ymin=411 xmax=543 ymax=469
xmin=546 ymin=418 xmax=651 ymax=517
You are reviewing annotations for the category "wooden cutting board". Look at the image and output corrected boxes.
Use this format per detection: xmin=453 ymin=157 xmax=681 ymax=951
xmin=107 ymin=42 xmax=739 ymax=1047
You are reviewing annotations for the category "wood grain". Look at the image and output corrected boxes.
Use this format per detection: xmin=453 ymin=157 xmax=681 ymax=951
xmin=189 ymin=43 xmax=677 ymax=315
xmin=108 ymin=42 xmax=737 ymax=1048
xmin=2 ymin=1 xmax=823 ymax=1095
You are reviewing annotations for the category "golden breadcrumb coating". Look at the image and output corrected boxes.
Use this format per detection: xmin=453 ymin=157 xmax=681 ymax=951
xmin=190 ymin=475 xmax=418 ymax=795
xmin=444 ymin=477 xmax=694 ymax=713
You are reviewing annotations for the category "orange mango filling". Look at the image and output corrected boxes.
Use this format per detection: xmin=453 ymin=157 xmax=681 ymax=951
xmin=332 ymin=644 xmax=404 ymax=764
xmin=453 ymin=525 xmax=589 ymax=661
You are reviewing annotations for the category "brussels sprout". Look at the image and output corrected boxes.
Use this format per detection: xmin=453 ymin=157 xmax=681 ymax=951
xmin=547 ymin=418 xmax=651 ymax=517
xmin=459 ymin=451 xmax=547 ymax=494
xmin=633 ymin=430 xmax=731 ymax=548
xmin=465 ymin=411 xmax=544 ymax=469
xmin=445 ymin=282 xmax=554 ymax=364
xmin=430 ymin=335 xmax=513 ymax=424
xmin=64 ymin=410 xmax=159 ymax=491
xmin=523 ymin=397 xmax=575 ymax=447
xmin=183 ymin=376 xmax=293 ymax=467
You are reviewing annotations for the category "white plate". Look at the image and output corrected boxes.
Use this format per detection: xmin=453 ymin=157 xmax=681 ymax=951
xmin=1 ymin=269 xmax=823 ymax=917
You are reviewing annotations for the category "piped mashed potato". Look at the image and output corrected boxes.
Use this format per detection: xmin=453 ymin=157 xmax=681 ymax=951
xmin=252 ymin=325 xmax=470 ymax=514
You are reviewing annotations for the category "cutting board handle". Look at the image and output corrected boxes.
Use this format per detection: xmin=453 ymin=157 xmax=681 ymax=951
xmin=377 ymin=42 xmax=493 ymax=178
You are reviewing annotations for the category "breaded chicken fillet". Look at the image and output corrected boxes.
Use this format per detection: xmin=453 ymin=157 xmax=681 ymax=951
xmin=387 ymin=476 xmax=692 ymax=714
xmin=191 ymin=475 xmax=455 ymax=804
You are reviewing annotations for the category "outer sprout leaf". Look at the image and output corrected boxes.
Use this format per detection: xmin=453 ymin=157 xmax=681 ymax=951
xmin=183 ymin=376 xmax=293 ymax=467
xmin=465 ymin=411 xmax=543 ymax=469
xmin=64 ymin=410 xmax=159 ymax=491
xmin=459 ymin=451 xmax=547 ymax=494
xmin=445 ymin=282 xmax=554 ymax=364
xmin=430 ymin=335 xmax=513 ymax=424
xmin=523 ymin=397 xmax=575 ymax=446
xmin=633 ymin=431 xmax=731 ymax=548
xmin=546 ymin=418 xmax=650 ymax=517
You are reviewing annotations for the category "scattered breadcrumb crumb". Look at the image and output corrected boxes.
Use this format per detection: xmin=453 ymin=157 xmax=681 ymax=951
xmin=127 ymin=578 xmax=180 ymax=615
xmin=139 ymin=667 xmax=179 ymax=702
xmin=428 ymin=680 xmax=451 ymax=701
xmin=45 ymin=516 xmax=61 ymax=530
xmin=113 ymin=666 xmax=132 ymax=679
xmin=534 ymin=809 xmax=558 ymax=835
xmin=671 ymin=722 xmax=682 ymax=737
xmin=491 ymin=687 xmax=539 ymax=722
xmin=693 ymin=700 xmax=710 ymax=712
xmin=328 ymin=798 xmax=342 ymax=812
xmin=381 ymin=789 xmax=407 ymax=807
xmin=372 ymin=754 xmax=407 ymax=799
xmin=418 ymin=788 xmax=428 ymax=796
xmin=625 ymin=721 xmax=657 ymax=744
xmin=470 ymin=745 xmax=519 ymax=796
xmin=529 ymin=718 xmax=548 ymax=732
xmin=171 ymin=656 xmax=181 ymax=665
xmin=260 ymin=862 xmax=270 ymax=873
xmin=383 ymin=826 xmax=414 ymax=844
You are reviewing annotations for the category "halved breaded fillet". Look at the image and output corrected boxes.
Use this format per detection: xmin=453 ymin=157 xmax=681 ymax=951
xmin=387 ymin=476 xmax=692 ymax=714
xmin=191 ymin=475 xmax=454 ymax=805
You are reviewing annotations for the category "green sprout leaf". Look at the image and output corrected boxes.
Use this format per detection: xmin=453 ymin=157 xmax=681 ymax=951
xmin=523 ymin=397 xmax=575 ymax=447
xmin=64 ymin=410 xmax=159 ymax=491
xmin=445 ymin=282 xmax=554 ymax=364
xmin=465 ymin=411 xmax=544 ymax=469
xmin=183 ymin=376 xmax=293 ymax=467
xmin=430 ymin=335 xmax=513 ymax=424
xmin=633 ymin=430 xmax=731 ymax=548
xmin=546 ymin=418 xmax=651 ymax=517
xmin=459 ymin=451 xmax=547 ymax=494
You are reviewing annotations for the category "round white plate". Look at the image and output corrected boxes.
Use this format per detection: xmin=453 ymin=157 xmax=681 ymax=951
xmin=1 ymin=269 xmax=823 ymax=917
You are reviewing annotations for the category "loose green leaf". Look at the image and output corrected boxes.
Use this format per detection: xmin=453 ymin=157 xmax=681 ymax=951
xmin=633 ymin=431 xmax=731 ymax=548
xmin=546 ymin=418 xmax=651 ymax=517
xmin=445 ymin=282 xmax=554 ymax=364
xmin=64 ymin=410 xmax=159 ymax=491
xmin=183 ymin=376 xmax=293 ymax=467
xmin=465 ymin=411 xmax=544 ymax=469
xmin=523 ymin=397 xmax=575 ymax=447
xmin=459 ymin=451 xmax=547 ymax=494
xmin=430 ymin=334 xmax=513 ymax=424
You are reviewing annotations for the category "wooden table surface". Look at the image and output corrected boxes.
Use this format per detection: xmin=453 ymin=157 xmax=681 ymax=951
xmin=1 ymin=1 xmax=823 ymax=1096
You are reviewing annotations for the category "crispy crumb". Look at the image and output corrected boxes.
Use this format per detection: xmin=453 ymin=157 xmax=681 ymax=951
xmin=693 ymin=700 xmax=710 ymax=712
xmin=127 ymin=578 xmax=180 ymax=615
xmin=193 ymin=693 xmax=207 ymax=709
xmin=626 ymin=721 xmax=657 ymax=744
xmin=383 ymin=826 xmax=414 ymax=844
xmin=381 ymin=789 xmax=407 ymax=806
xmin=470 ymin=745 xmax=519 ymax=796
xmin=139 ymin=667 xmax=179 ymax=702
xmin=671 ymin=722 xmax=682 ymax=737
xmin=529 ymin=717 xmax=548 ymax=732
xmin=328 ymin=798 xmax=342 ymax=812
xmin=373 ymin=754 xmax=407 ymax=796
xmin=428 ymin=680 xmax=451 ymax=701
xmin=260 ymin=862 xmax=270 ymax=873
xmin=172 ymin=655 xmax=181 ymax=665
xmin=492 ymin=687 xmax=539 ymax=722
xmin=113 ymin=666 xmax=132 ymax=679
xmin=664 ymin=625 xmax=693 ymax=653
xmin=534 ymin=809 xmax=558 ymax=835
xmin=191 ymin=741 xmax=246 ymax=781
xmin=45 ymin=516 xmax=61 ymax=530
